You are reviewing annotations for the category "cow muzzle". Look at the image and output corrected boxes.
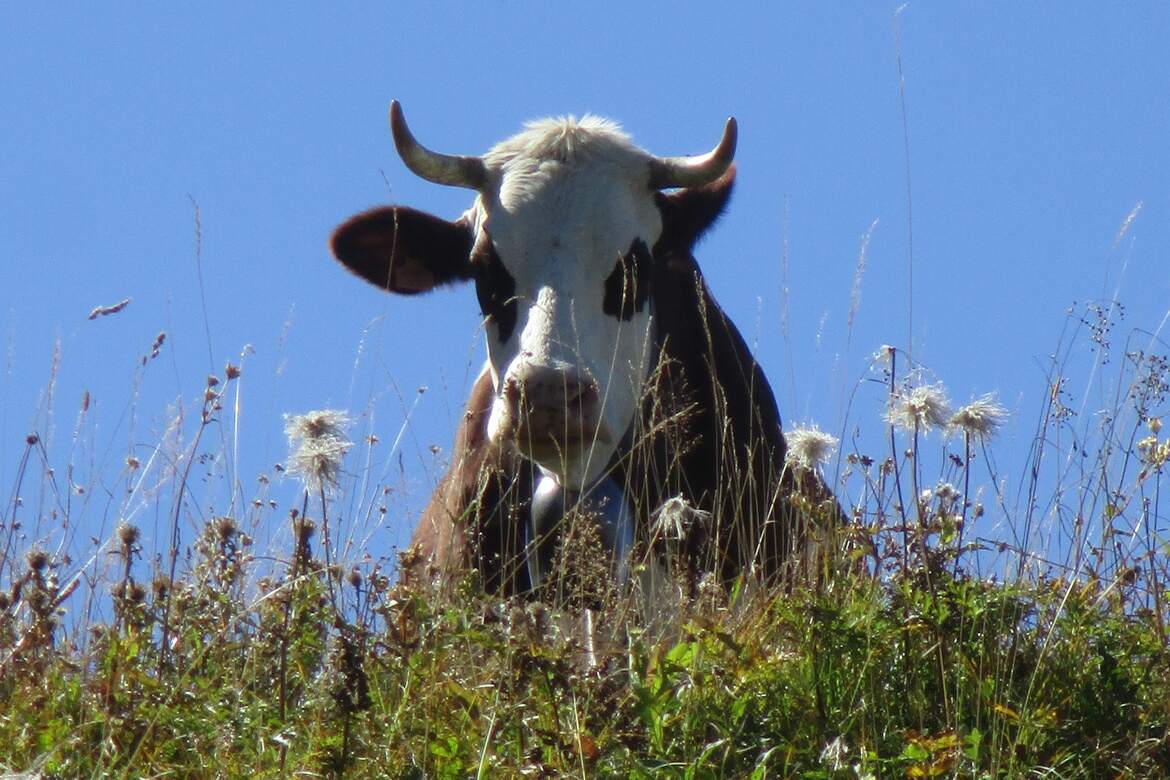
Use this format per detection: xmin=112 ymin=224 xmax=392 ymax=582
xmin=498 ymin=364 xmax=607 ymax=464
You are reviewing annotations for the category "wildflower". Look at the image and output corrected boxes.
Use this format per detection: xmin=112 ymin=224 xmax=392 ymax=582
xmin=785 ymin=425 xmax=838 ymax=470
xmin=652 ymin=495 xmax=709 ymax=541
xmin=886 ymin=383 xmax=950 ymax=432
xmin=151 ymin=576 xmax=170 ymax=600
xmin=26 ymin=549 xmax=49 ymax=572
xmin=125 ymin=582 xmax=147 ymax=604
xmin=949 ymin=395 xmax=1008 ymax=438
xmin=1138 ymin=436 xmax=1170 ymax=468
xmin=284 ymin=410 xmax=353 ymax=495
xmin=213 ymin=515 xmax=238 ymax=542
xmin=934 ymin=482 xmax=958 ymax=503
xmin=117 ymin=522 xmax=140 ymax=547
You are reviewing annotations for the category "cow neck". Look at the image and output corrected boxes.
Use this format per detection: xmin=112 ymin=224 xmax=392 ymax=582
xmin=527 ymin=458 xmax=634 ymax=591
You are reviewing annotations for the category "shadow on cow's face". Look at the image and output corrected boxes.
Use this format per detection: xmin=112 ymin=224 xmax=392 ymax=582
xmin=330 ymin=104 xmax=736 ymax=491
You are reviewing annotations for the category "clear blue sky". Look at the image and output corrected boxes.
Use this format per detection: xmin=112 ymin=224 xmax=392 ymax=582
xmin=3 ymin=4 xmax=1168 ymax=569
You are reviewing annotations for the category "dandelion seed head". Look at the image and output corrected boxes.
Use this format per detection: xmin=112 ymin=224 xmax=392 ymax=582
xmin=284 ymin=409 xmax=353 ymax=495
xmin=785 ymin=426 xmax=838 ymax=470
xmin=948 ymin=395 xmax=1008 ymax=438
xmin=886 ymin=383 xmax=950 ymax=432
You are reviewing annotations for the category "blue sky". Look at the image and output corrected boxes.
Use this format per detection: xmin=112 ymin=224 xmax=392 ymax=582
xmin=2 ymin=4 xmax=1168 ymax=570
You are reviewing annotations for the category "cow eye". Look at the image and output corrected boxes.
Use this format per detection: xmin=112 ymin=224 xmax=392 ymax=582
xmin=603 ymin=239 xmax=652 ymax=321
xmin=473 ymin=243 xmax=518 ymax=342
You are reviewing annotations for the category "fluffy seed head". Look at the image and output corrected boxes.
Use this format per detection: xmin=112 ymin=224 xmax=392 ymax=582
xmin=949 ymin=395 xmax=1008 ymax=439
xmin=652 ymin=495 xmax=710 ymax=542
xmin=886 ymin=383 xmax=951 ymax=433
xmin=785 ymin=426 xmax=838 ymax=470
xmin=284 ymin=410 xmax=353 ymax=495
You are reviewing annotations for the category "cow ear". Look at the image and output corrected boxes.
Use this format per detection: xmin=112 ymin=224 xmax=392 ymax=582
xmin=654 ymin=166 xmax=736 ymax=252
xmin=330 ymin=206 xmax=474 ymax=295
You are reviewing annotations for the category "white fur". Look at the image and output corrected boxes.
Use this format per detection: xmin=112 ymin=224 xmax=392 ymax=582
xmin=471 ymin=117 xmax=663 ymax=489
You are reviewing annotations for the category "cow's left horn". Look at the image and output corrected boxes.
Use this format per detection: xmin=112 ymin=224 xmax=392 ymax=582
xmin=648 ymin=117 xmax=737 ymax=190
xmin=389 ymin=101 xmax=486 ymax=190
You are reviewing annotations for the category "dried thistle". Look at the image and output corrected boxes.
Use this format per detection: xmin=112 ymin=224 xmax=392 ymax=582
xmin=785 ymin=426 xmax=838 ymax=470
xmin=213 ymin=515 xmax=238 ymax=542
xmin=949 ymin=395 xmax=1008 ymax=439
xmin=284 ymin=410 xmax=353 ymax=495
xmin=886 ymin=382 xmax=950 ymax=432
xmin=652 ymin=495 xmax=710 ymax=542
xmin=26 ymin=549 xmax=49 ymax=573
xmin=117 ymin=522 xmax=140 ymax=548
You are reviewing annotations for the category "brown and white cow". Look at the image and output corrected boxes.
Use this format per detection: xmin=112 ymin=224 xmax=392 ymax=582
xmin=331 ymin=102 xmax=827 ymax=596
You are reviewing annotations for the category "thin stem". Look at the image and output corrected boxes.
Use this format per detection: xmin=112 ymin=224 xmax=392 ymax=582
xmin=887 ymin=349 xmax=909 ymax=574
xmin=955 ymin=431 xmax=973 ymax=577
xmin=278 ymin=494 xmax=310 ymax=779
xmin=158 ymin=391 xmax=217 ymax=675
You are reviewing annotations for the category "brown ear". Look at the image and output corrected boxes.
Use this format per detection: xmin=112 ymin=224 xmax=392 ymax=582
xmin=330 ymin=206 xmax=474 ymax=295
xmin=653 ymin=166 xmax=735 ymax=254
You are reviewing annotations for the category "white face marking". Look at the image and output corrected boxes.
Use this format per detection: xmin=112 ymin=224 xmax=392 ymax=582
xmin=469 ymin=117 xmax=663 ymax=489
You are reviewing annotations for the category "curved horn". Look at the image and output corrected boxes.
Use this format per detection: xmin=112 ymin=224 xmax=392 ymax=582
xmin=388 ymin=100 xmax=486 ymax=190
xmin=647 ymin=117 xmax=738 ymax=190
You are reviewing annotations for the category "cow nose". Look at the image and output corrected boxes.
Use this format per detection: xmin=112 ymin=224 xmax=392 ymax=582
xmin=504 ymin=365 xmax=601 ymax=442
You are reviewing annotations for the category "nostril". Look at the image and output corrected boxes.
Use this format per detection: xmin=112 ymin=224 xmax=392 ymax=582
xmin=505 ymin=367 xmax=598 ymax=416
xmin=565 ymin=380 xmax=598 ymax=411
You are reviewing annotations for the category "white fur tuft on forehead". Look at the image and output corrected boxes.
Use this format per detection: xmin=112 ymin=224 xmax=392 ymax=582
xmin=483 ymin=115 xmax=648 ymax=170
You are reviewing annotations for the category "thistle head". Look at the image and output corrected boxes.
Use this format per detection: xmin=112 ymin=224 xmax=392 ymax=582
xmin=784 ymin=426 xmax=838 ymax=471
xmin=948 ymin=395 xmax=1008 ymax=439
xmin=284 ymin=410 xmax=353 ymax=495
xmin=886 ymin=382 xmax=950 ymax=433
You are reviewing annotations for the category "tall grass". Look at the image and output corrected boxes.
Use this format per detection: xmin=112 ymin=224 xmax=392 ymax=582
xmin=1 ymin=282 xmax=1167 ymax=778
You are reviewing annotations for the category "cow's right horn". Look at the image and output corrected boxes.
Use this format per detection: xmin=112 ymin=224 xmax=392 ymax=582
xmin=389 ymin=101 xmax=486 ymax=190
xmin=647 ymin=117 xmax=737 ymax=190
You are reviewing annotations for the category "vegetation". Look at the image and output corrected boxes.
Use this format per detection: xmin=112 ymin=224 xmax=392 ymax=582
xmin=2 ymin=300 xmax=1168 ymax=779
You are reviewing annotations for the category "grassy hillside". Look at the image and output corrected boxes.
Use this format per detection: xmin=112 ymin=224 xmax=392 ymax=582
xmin=2 ymin=314 xmax=1168 ymax=778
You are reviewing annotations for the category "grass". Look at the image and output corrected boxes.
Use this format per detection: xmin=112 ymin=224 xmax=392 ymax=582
xmin=1 ymin=298 xmax=1169 ymax=778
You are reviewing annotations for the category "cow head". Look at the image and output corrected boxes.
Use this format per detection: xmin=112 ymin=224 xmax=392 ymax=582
xmin=331 ymin=102 xmax=736 ymax=491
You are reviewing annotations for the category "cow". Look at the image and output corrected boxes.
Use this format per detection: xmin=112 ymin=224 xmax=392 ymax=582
xmin=331 ymin=102 xmax=831 ymax=599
